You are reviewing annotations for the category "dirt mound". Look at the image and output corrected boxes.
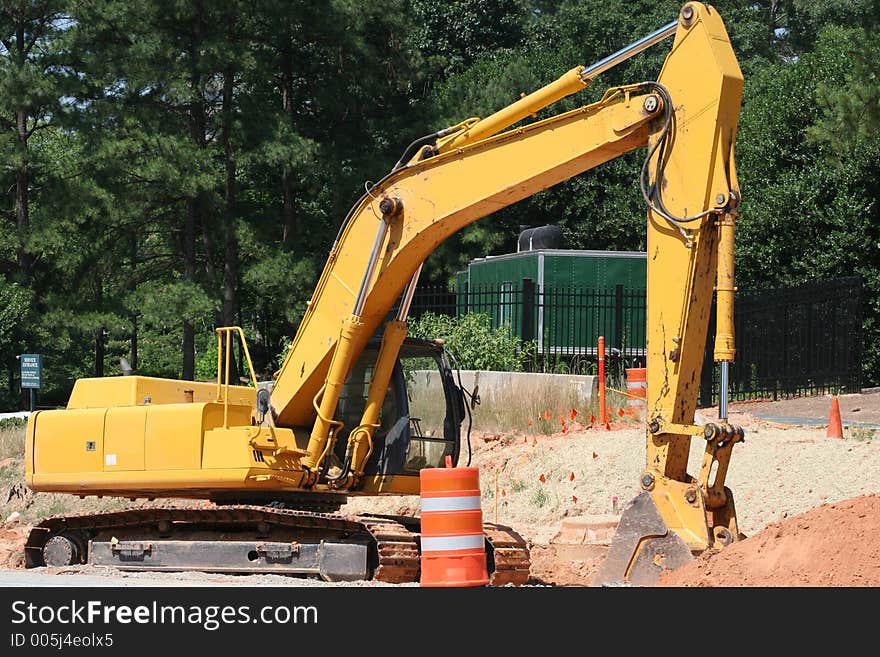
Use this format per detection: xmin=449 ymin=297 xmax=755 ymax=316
xmin=528 ymin=544 xmax=601 ymax=586
xmin=0 ymin=523 xmax=28 ymax=569
xmin=659 ymin=494 xmax=880 ymax=587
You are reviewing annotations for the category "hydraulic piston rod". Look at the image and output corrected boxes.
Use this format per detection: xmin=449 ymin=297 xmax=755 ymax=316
xmin=580 ymin=20 xmax=678 ymax=79
xmin=714 ymin=210 xmax=736 ymax=422
xmin=438 ymin=18 xmax=678 ymax=152
xmin=396 ymin=264 xmax=423 ymax=322
xmin=339 ymin=264 xmax=423 ymax=485
xmin=303 ymin=202 xmax=398 ymax=473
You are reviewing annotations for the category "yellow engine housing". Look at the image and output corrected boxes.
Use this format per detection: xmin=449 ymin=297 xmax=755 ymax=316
xmin=25 ymin=376 xmax=311 ymax=497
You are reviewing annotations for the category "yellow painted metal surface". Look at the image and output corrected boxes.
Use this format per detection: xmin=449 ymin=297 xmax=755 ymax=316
xmin=356 ymin=474 xmax=421 ymax=495
xmin=24 ymin=411 xmax=36 ymax=487
xmin=29 ymin=402 xmax=254 ymax=492
xmin=644 ymin=3 xmax=742 ymax=488
xmin=67 ymin=376 xmax=254 ymax=410
xmin=103 ymin=406 xmax=146 ymax=471
xmin=303 ymin=313 xmax=365 ymax=471
xmin=437 ymin=66 xmax=589 ymax=151
xmin=648 ymin=478 xmax=711 ymax=549
xmin=144 ymin=403 xmax=249 ymax=471
xmin=32 ymin=407 xmax=105 ymax=475
xmin=713 ymin=211 xmax=737 ymax=362
xmin=202 ymin=426 xmax=307 ymax=473
xmin=214 ymin=327 xmax=263 ymax=427
xmin=345 ymin=319 xmax=409 ymax=484
xmin=29 ymin=468 xmax=303 ymax=496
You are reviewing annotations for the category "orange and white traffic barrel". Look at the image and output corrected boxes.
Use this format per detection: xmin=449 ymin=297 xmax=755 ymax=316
xmin=626 ymin=367 xmax=647 ymax=418
xmin=419 ymin=466 xmax=489 ymax=587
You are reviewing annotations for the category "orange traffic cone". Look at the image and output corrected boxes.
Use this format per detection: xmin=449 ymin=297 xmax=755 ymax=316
xmin=827 ymin=397 xmax=843 ymax=439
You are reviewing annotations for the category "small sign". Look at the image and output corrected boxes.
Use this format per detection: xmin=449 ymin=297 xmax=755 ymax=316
xmin=20 ymin=354 xmax=42 ymax=389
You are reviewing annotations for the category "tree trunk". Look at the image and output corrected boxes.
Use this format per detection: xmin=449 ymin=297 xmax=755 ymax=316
xmin=95 ymin=327 xmax=105 ymax=377
xmin=182 ymin=3 xmax=207 ymax=382
xmin=8 ymin=354 xmax=17 ymax=400
xmin=13 ymin=13 xmax=31 ymax=283
xmin=182 ymin=197 xmax=197 ymax=381
xmin=130 ymin=318 xmax=138 ymax=372
xmin=14 ymin=114 xmax=31 ymax=283
xmin=221 ymin=61 xmax=240 ymax=382
xmin=280 ymin=24 xmax=297 ymax=244
xmin=130 ymin=232 xmax=138 ymax=371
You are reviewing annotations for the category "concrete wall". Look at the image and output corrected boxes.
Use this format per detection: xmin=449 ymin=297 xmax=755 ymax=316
xmin=457 ymin=371 xmax=598 ymax=407
xmin=0 ymin=412 xmax=30 ymax=420
xmin=411 ymin=370 xmax=598 ymax=412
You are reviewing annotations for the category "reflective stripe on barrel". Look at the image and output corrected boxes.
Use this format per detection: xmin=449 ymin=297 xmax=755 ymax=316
xmin=626 ymin=367 xmax=647 ymax=408
xmin=419 ymin=495 xmax=482 ymax=512
xmin=419 ymin=466 xmax=489 ymax=587
xmin=421 ymin=535 xmax=486 ymax=552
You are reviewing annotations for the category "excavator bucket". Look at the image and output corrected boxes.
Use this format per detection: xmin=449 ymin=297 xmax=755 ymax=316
xmin=591 ymin=492 xmax=693 ymax=586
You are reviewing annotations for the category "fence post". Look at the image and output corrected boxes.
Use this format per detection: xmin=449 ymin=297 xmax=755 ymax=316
xmin=614 ymin=284 xmax=624 ymax=353
xmin=521 ymin=278 xmax=535 ymax=343
xmin=598 ymin=335 xmax=607 ymax=428
xmin=95 ymin=326 xmax=106 ymax=377
xmin=853 ymin=278 xmax=864 ymax=392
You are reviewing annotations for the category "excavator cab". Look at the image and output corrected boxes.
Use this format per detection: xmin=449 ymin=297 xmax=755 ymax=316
xmin=334 ymin=337 xmax=465 ymax=479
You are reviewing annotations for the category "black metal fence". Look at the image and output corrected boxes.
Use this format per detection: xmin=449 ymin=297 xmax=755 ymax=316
xmin=411 ymin=276 xmax=864 ymax=402
xmin=699 ymin=276 xmax=864 ymax=404
xmin=411 ymin=279 xmax=646 ymax=374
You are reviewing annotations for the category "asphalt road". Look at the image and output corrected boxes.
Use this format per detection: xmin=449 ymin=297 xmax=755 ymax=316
xmin=749 ymin=414 xmax=880 ymax=430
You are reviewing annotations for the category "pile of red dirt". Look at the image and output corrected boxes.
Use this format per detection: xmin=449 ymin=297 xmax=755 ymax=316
xmin=659 ymin=495 xmax=880 ymax=587
xmin=0 ymin=523 xmax=28 ymax=569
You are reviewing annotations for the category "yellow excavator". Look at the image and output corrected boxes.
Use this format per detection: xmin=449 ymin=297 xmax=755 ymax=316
xmin=23 ymin=2 xmax=743 ymax=586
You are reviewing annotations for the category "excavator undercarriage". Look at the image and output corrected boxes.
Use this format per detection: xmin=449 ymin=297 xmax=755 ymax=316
xmin=25 ymin=507 xmax=530 ymax=585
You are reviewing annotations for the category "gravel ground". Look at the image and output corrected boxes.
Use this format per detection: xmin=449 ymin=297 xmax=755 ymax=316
xmin=0 ymin=565 xmax=415 ymax=587
xmin=346 ymin=409 xmax=880 ymax=544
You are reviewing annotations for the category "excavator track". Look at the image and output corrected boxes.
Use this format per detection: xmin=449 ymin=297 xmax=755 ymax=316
xmin=484 ymin=523 xmax=531 ymax=586
xmin=24 ymin=506 xmax=530 ymax=585
xmin=358 ymin=516 xmax=421 ymax=583
xmin=25 ymin=506 xmax=375 ymax=581
xmin=355 ymin=514 xmax=531 ymax=586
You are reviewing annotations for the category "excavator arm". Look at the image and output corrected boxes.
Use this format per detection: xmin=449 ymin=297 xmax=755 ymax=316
xmin=271 ymin=2 xmax=744 ymax=583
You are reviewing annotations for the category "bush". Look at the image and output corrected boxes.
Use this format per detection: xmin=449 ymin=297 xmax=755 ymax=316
xmin=0 ymin=416 xmax=27 ymax=430
xmin=409 ymin=312 xmax=526 ymax=371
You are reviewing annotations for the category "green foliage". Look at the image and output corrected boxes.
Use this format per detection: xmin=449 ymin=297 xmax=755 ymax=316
xmin=735 ymin=24 xmax=880 ymax=383
xmin=194 ymin=332 xmax=255 ymax=383
xmin=530 ymin=485 xmax=549 ymax=508
xmin=0 ymin=416 xmax=26 ymax=430
xmin=0 ymin=0 xmax=877 ymax=411
xmin=409 ymin=0 xmax=527 ymax=77
xmin=409 ymin=312 xmax=526 ymax=371
xmin=850 ymin=426 xmax=876 ymax=442
xmin=195 ymin=336 xmax=220 ymax=381
xmin=808 ymin=29 xmax=880 ymax=153
xmin=0 ymin=280 xmax=30 ymax=345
